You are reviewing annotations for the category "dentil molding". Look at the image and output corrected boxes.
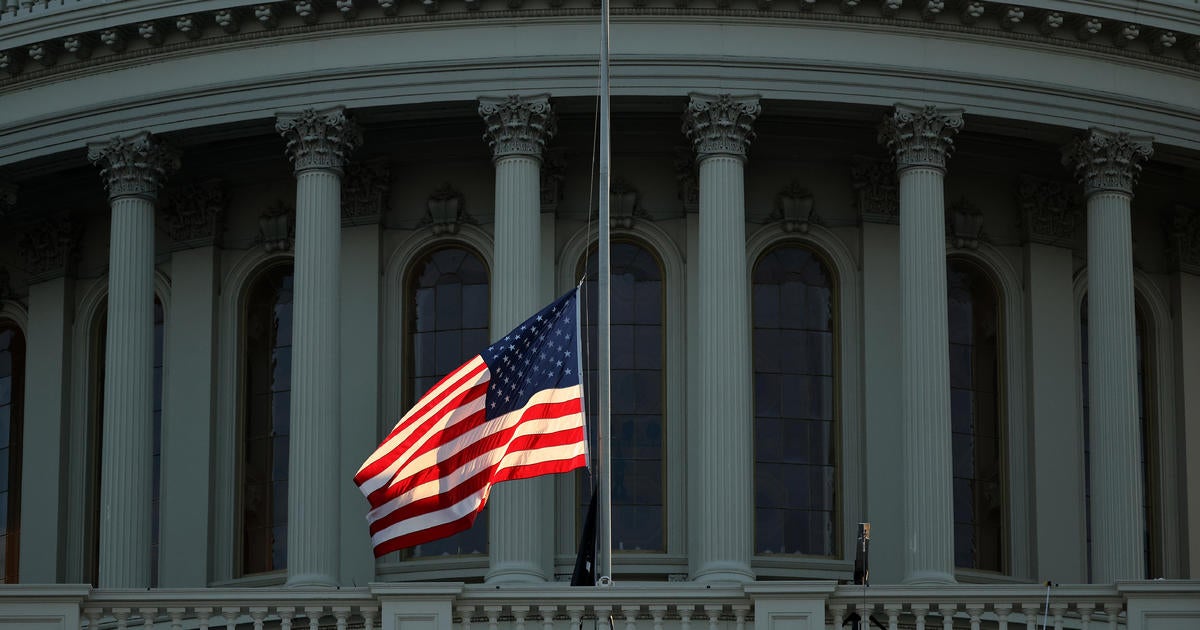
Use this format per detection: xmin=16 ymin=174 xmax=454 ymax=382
xmin=478 ymin=94 xmax=557 ymax=160
xmin=275 ymin=106 xmax=363 ymax=174
xmin=86 ymin=131 xmax=179 ymax=201
xmin=681 ymin=93 xmax=761 ymax=160
xmin=1062 ymin=128 xmax=1154 ymax=197
xmin=878 ymin=103 xmax=964 ymax=171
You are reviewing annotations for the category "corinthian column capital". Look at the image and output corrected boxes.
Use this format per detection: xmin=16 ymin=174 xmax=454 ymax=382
xmin=87 ymin=132 xmax=180 ymax=201
xmin=478 ymin=94 xmax=557 ymax=160
xmin=878 ymin=104 xmax=964 ymax=172
xmin=275 ymin=106 xmax=363 ymax=174
xmin=1062 ymin=128 xmax=1154 ymax=197
xmin=681 ymin=93 xmax=761 ymax=161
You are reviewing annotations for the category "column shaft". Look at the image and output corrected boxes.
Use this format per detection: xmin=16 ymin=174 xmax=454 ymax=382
xmin=1086 ymin=191 xmax=1144 ymax=582
xmin=287 ymin=168 xmax=343 ymax=586
xmin=898 ymin=166 xmax=956 ymax=584
xmin=98 ymin=195 xmax=157 ymax=588
xmin=487 ymin=153 xmax=552 ymax=582
xmin=693 ymin=155 xmax=754 ymax=582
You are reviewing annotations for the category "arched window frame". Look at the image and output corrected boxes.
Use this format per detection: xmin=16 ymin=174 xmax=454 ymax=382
xmin=213 ymin=249 xmax=294 ymax=586
xmin=1072 ymin=271 xmax=1182 ymax=579
xmin=0 ymin=300 xmax=29 ymax=584
xmin=378 ymin=225 xmax=494 ymax=581
xmin=556 ymin=222 xmax=685 ymax=578
xmin=944 ymin=244 xmax=1031 ymax=581
xmin=746 ymin=223 xmax=863 ymax=578
xmin=64 ymin=273 xmax=171 ymax=585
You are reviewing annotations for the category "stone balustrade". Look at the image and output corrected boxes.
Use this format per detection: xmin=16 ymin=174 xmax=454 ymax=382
xmin=4 ymin=581 xmax=1198 ymax=630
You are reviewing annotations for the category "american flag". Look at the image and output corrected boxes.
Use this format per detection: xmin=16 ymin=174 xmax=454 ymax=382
xmin=355 ymin=288 xmax=588 ymax=556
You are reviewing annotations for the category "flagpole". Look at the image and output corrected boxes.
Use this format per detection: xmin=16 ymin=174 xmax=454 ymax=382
xmin=596 ymin=0 xmax=614 ymax=587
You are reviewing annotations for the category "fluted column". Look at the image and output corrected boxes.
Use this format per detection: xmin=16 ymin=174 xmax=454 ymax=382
xmin=478 ymin=94 xmax=557 ymax=582
xmin=87 ymin=132 xmax=178 ymax=588
xmin=682 ymin=93 xmax=760 ymax=583
xmin=276 ymin=107 xmax=361 ymax=587
xmin=879 ymin=104 xmax=963 ymax=585
xmin=1064 ymin=129 xmax=1154 ymax=583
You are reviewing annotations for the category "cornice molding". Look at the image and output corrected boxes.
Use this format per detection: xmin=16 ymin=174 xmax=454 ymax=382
xmin=1062 ymin=127 xmax=1154 ymax=197
xmin=2 ymin=2 xmax=1197 ymax=89
xmin=86 ymin=130 xmax=179 ymax=201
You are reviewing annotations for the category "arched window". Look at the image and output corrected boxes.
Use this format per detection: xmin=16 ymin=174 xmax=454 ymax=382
xmin=752 ymin=244 xmax=837 ymax=557
xmin=403 ymin=246 xmax=489 ymax=557
xmin=1081 ymin=300 xmax=1157 ymax=579
xmin=947 ymin=258 xmax=1004 ymax=572
xmin=0 ymin=321 xmax=25 ymax=583
xmin=241 ymin=264 xmax=294 ymax=575
xmin=87 ymin=297 xmax=166 ymax=585
xmin=579 ymin=241 xmax=665 ymax=553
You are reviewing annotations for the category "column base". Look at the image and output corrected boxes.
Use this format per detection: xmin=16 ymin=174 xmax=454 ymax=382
xmin=691 ymin=562 xmax=756 ymax=584
xmin=902 ymin=569 xmax=957 ymax=585
xmin=485 ymin=563 xmax=547 ymax=584
xmin=286 ymin=572 xmax=339 ymax=588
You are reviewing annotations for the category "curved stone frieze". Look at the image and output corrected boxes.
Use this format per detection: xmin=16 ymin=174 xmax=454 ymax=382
xmin=1062 ymin=128 xmax=1154 ymax=197
xmin=275 ymin=106 xmax=362 ymax=174
xmin=478 ymin=94 xmax=556 ymax=160
xmin=681 ymin=93 xmax=761 ymax=160
xmin=86 ymin=131 xmax=179 ymax=201
xmin=878 ymin=104 xmax=964 ymax=171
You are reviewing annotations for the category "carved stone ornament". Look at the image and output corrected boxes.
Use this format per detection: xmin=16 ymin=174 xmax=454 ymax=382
xmin=341 ymin=159 xmax=391 ymax=227
xmin=674 ymin=146 xmax=699 ymax=214
xmin=423 ymin=183 xmax=475 ymax=235
xmin=478 ymin=94 xmax=557 ymax=160
xmin=275 ymin=107 xmax=363 ymax=174
xmin=878 ymin=104 xmax=964 ymax=171
xmin=610 ymin=177 xmax=650 ymax=229
xmin=161 ymin=179 xmax=227 ymax=248
xmin=0 ymin=181 xmax=15 ymax=220
xmin=851 ymin=158 xmax=899 ymax=224
xmin=540 ymin=148 xmax=566 ymax=213
xmin=1017 ymin=174 xmax=1081 ymax=245
xmin=1165 ymin=205 xmax=1200 ymax=275
xmin=771 ymin=180 xmax=817 ymax=233
xmin=0 ymin=267 xmax=10 ymax=300
xmin=681 ymin=93 xmax=762 ymax=160
xmin=1062 ymin=128 xmax=1154 ymax=197
xmin=257 ymin=200 xmax=295 ymax=252
xmin=18 ymin=217 xmax=79 ymax=281
xmin=86 ymin=132 xmax=180 ymax=201
xmin=946 ymin=196 xmax=984 ymax=248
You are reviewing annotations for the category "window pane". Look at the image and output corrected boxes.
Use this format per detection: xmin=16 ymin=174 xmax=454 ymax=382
xmin=242 ymin=264 xmax=294 ymax=574
xmin=580 ymin=241 xmax=666 ymax=553
xmin=403 ymin=246 xmax=489 ymax=558
xmin=947 ymin=260 xmax=1003 ymax=572
xmin=752 ymin=245 xmax=837 ymax=557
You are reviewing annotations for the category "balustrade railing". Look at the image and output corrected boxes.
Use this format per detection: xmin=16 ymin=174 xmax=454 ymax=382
xmin=78 ymin=589 xmax=378 ymax=630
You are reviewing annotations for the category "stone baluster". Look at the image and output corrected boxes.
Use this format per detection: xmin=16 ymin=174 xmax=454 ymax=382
xmin=883 ymin=604 xmax=901 ymax=630
xmin=994 ymin=604 xmax=1012 ymax=630
xmin=478 ymin=94 xmax=557 ymax=582
xmin=967 ymin=606 xmax=984 ymax=630
xmin=87 ymin=132 xmax=179 ymax=588
xmin=275 ymin=106 xmax=362 ymax=587
xmin=1077 ymin=603 xmax=1094 ymax=630
xmin=1018 ymin=602 xmax=1037 ymax=630
xmin=878 ymin=104 xmax=964 ymax=585
xmin=682 ymin=92 xmax=761 ymax=583
xmin=1064 ymin=128 xmax=1154 ymax=583
xmin=911 ymin=603 xmax=931 ymax=630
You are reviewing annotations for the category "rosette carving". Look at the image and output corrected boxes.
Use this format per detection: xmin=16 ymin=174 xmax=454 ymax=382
xmin=681 ymin=93 xmax=761 ymax=160
xmin=478 ymin=94 xmax=557 ymax=159
xmin=1062 ymin=128 xmax=1153 ymax=197
xmin=275 ymin=106 xmax=363 ymax=174
xmin=878 ymin=104 xmax=964 ymax=171
xmin=87 ymin=132 xmax=179 ymax=201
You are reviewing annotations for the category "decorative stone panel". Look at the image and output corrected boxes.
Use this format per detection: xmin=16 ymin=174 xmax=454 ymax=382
xmin=681 ymin=93 xmax=761 ymax=160
xmin=770 ymin=180 xmax=817 ymax=233
xmin=945 ymin=196 xmax=984 ymax=248
xmin=18 ymin=217 xmax=80 ymax=282
xmin=161 ymin=179 xmax=226 ymax=249
xmin=1017 ymin=174 xmax=1081 ymax=246
xmin=257 ymin=200 xmax=295 ymax=252
xmin=610 ymin=177 xmax=649 ymax=229
xmin=851 ymin=158 xmax=898 ymax=224
xmin=1166 ymin=204 xmax=1200 ymax=275
xmin=674 ymin=146 xmax=699 ymax=214
xmin=422 ymin=183 xmax=474 ymax=235
xmin=341 ymin=158 xmax=391 ymax=227
xmin=540 ymin=148 xmax=566 ymax=213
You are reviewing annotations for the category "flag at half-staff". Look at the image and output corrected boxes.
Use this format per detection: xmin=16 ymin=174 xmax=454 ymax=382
xmin=355 ymin=288 xmax=588 ymax=557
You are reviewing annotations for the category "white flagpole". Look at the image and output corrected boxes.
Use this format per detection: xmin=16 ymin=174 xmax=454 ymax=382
xmin=596 ymin=0 xmax=614 ymax=587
